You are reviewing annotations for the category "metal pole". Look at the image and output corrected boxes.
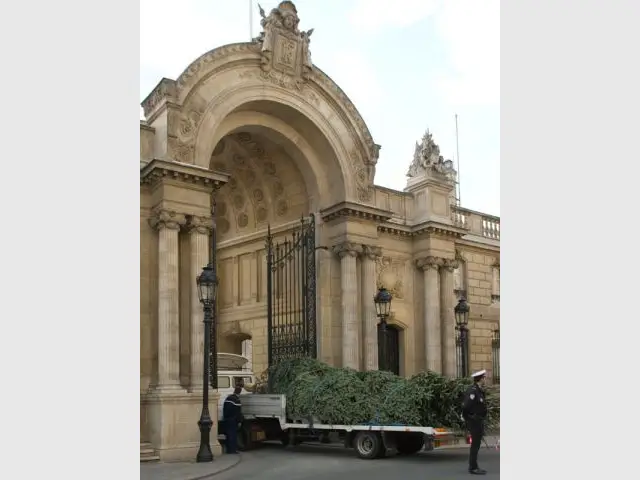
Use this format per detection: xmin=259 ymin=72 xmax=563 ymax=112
xmin=210 ymin=197 xmax=218 ymax=389
xmin=460 ymin=326 xmax=468 ymax=377
xmin=455 ymin=114 xmax=461 ymax=206
xmin=196 ymin=301 xmax=214 ymax=462
xmin=249 ymin=0 xmax=253 ymax=41
xmin=378 ymin=318 xmax=388 ymax=372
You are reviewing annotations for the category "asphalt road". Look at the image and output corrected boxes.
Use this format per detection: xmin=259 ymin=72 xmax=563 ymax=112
xmin=214 ymin=443 xmax=499 ymax=480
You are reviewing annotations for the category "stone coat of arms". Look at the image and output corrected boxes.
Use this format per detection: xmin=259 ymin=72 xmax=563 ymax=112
xmin=257 ymin=2 xmax=313 ymax=89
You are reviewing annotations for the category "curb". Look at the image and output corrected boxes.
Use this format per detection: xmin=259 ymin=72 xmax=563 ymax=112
xmin=184 ymin=454 xmax=242 ymax=480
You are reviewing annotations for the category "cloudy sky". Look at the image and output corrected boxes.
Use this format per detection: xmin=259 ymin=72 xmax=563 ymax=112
xmin=140 ymin=0 xmax=499 ymax=216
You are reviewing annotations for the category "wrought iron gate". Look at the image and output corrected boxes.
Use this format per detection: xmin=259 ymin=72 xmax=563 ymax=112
xmin=266 ymin=215 xmax=317 ymax=368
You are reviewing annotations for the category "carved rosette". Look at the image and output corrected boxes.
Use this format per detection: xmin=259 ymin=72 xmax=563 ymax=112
xmin=376 ymin=256 xmax=406 ymax=299
xmin=149 ymin=210 xmax=186 ymax=231
xmin=415 ymin=256 xmax=443 ymax=271
xmin=331 ymin=242 xmax=362 ymax=258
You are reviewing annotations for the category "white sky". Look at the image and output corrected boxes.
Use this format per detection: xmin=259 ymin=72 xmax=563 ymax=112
xmin=140 ymin=0 xmax=499 ymax=216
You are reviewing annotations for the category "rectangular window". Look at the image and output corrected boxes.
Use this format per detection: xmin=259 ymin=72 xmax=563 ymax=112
xmin=217 ymin=376 xmax=231 ymax=388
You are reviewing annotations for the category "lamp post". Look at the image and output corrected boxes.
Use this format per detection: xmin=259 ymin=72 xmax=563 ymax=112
xmin=373 ymin=287 xmax=393 ymax=371
xmin=454 ymin=297 xmax=470 ymax=378
xmin=196 ymin=263 xmax=218 ymax=463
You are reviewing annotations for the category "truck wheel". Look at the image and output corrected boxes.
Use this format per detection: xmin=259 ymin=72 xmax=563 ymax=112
xmin=396 ymin=433 xmax=425 ymax=455
xmin=354 ymin=431 xmax=382 ymax=460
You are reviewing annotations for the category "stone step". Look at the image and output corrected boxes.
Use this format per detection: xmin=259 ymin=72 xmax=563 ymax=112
xmin=140 ymin=442 xmax=159 ymax=463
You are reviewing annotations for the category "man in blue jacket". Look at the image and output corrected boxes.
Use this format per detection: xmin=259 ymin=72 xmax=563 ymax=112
xmin=223 ymin=386 xmax=243 ymax=454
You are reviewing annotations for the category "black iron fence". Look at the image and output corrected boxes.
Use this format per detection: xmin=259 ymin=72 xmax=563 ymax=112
xmin=492 ymin=329 xmax=500 ymax=384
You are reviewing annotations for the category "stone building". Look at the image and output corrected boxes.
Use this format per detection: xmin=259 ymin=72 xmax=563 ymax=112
xmin=140 ymin=1 xmax=499 ymax=462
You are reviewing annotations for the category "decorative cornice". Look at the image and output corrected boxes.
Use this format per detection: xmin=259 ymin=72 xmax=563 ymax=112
xmin=377 ymin=220 xmax=467 ymax=239
xmin=140 ymin=121 xmax=154 ymax=132
xmin=149 ymin=209 xmax=186 ymax=231
xmin=140 ymin=159 xmax=230 ymax=190
xmin=331 ymin=242 xmax=362 ymax=258
xmin=361 ymin=245 xmax=382 ymax=260
xmin=415 ymin=256 xmax=443 ymax=271
xmin=187 ymin=215 xmax=213 ymax=235
xmin=320 ymin=201 xmax=393 ymax=223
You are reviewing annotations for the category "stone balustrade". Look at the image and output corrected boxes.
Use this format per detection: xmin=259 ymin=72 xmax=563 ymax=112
xmin=451 ymin=206 xmax=500 ymax=241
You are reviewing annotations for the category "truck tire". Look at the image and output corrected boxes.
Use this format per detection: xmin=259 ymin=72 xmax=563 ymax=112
xmin=396 ymin=433 xmax=425 ymax=455
xmin=354 ymin=431 xmax=382 ymax=460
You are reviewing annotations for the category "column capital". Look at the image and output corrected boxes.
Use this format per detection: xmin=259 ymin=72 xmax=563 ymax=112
xmin=149 ymin=209 xmax=186 ymax=231
xmin=415 ymin=256 xmax=443 ymax=271
xmin=441 ymin=258 xmax=460 ymax=272
xmin=331 ymin=242 xmax=362 ymax=258
xmin=361 ymin=245 xmax=382 ymax=260
xmin=187 ymin=215 xmax=212 ymax=235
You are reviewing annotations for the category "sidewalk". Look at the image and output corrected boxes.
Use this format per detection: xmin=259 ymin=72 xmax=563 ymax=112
xmin=140 ymin=453 xmax=241 ymax=480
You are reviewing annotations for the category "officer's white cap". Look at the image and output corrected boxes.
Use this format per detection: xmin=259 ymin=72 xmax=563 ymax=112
xmin=471 ymin=369 xmax=487 ymax=378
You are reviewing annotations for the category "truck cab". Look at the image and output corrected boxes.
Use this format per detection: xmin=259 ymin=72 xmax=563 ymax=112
xmin=215 ymin=353 xmax=255 ymax=425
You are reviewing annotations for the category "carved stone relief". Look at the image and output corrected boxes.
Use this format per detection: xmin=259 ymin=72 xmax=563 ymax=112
xmin=255 ymin=1 xmax=314 ymax=90
xmin=376 ymin=256 xmax=406 ymax=300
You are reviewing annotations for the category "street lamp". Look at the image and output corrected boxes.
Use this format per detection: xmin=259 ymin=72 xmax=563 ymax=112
xmin=196 ymin=263 xmax=218 ymax=463
xmin=374 ymin=287 xmax=393 ymax=371
xmin=454 ymin=297 xmax=470 ymax=377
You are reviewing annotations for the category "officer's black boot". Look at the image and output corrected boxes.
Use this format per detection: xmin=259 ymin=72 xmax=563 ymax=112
xmin=469 ymin=467 xmax=487 ymax=475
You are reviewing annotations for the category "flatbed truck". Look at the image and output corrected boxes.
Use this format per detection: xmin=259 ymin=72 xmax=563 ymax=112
xmin=232 ymin=393 xmax=459 ymax=460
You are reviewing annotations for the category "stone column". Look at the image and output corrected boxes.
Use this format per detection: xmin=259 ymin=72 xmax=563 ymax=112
xmin=416 ymin=256 xmax=443 ymax=373
xmin=440 ymin=258 xmax=459 ymax=377
xmin=332 ymin=242 xmax=362 ymax=370
xmin=149 ymin=209 xmax=186 ymax=391
xmin=361 ymin=245 xmax=382 ymax=371
xmin=187 ymin=216 xmax=211 ymax=391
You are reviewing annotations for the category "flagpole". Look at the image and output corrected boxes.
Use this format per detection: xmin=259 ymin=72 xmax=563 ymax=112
xmin=249 ymin=0 xmax=254 ymax=40
xmin=455 ymin=113 xmax=461 ymax=206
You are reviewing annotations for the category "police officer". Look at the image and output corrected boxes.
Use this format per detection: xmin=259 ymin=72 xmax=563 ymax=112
xmin=462 ymin=370 xmax=488 ymax=475
xmin=223 ymin=386 xmax=243 ymax=454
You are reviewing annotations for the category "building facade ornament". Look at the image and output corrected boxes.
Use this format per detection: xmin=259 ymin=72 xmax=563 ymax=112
xmin=256 ymin=1 xmax=314 ymax=90
xmin=331 ymin=242 xmax=362 ymax=258
xmin=149 ymin=210 xmax=186 ymax=231
xmin=406 ymin=130 xmax=456 ymax=179
xmin=361 ymin=245 xmax=382 ymax=261
xmin=415 ymin=256 xmax=443 ymax=271
xmin=441 ymin=258 xmax=460 ymax=272
xmin=187 ymin=216 xmax=212 ymax=236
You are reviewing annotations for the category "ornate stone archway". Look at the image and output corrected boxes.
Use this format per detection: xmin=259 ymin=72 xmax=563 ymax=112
xmin=140 ymin=0 xmax=500 ymax=463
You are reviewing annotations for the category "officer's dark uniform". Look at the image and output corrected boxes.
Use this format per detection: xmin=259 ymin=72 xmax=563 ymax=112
xmin=223 ymin=388 xmax=243 ymax=454
xmin=462 ymin=372 xmax=488 ymax=475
